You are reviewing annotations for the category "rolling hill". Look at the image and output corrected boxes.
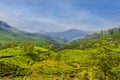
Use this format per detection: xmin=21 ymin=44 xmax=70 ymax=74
xmin=0 ymin=20 xmax=60 ymax=47
xmin=0 ymin=34 xmax=120 ymax=80
xmin=61 ymin=27 xmax=120 ymax=49
xmin=0 ymin=21 xmax=120 ymax=80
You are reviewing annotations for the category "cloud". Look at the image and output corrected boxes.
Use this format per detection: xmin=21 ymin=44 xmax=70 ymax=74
xmin=0 ymin=0 xmax=120 ymax=32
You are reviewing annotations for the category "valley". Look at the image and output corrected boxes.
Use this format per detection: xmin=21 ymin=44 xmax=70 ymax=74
xmin=1 ymin=0 xmax=120 ymax=80
xmin=0 ymin=21 xmax=120 ymax=80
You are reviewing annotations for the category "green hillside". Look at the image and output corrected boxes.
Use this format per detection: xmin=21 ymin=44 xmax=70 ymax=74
xmin=61 ymin=27 xmax=120 ymax=50
xmin=0 ymin=25 xmax=60 ymax=47
xmin=0 ymin=28 xmax=120 ymax=80
xmin=0 ymin=22 xmax=120 ymax=80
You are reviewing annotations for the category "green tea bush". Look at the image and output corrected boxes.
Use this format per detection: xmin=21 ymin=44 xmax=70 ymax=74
xmin=39 ymin=66 xmax=77 ymax=75
xmin=0 ymin=61 xmax=31 ymax=77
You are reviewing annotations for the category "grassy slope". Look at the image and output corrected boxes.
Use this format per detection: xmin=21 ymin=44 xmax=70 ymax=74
xmin=0 ymin=44 xmax=120 ymax=80
xmin=62 ymin=32 xmax=120 ymax=49
xmin=0 ymin=26 xmax=60 ymax=47
xmin=0 ymin=46 xmax=73 ymax=80
xmin=0 ymin=30 xmax=120 ymax=80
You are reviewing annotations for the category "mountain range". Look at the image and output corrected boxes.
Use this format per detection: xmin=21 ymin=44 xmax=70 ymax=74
xmin=0 ymin=20 xmax=90 ymax=47
xmin=38 ymin=29 xmax=90 ymax=41
xmin=0 ymin=20 xmax=120 ymax=80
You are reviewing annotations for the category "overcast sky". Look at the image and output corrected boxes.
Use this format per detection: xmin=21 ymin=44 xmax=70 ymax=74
xmin=0 ymin=0 xmax=120 ymax=32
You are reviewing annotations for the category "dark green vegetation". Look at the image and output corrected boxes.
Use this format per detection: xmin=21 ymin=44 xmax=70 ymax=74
xmin=0 ymin=21 xmax=120 ymax=80
xmin=0 ymin=20 xmax=62 ymax=48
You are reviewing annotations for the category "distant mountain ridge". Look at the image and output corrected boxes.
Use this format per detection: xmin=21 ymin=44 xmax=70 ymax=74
xmin=38 ymin=29 xmax=90 ymax=41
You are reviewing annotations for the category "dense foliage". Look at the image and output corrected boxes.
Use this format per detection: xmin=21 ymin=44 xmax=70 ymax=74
xmin=0 ymin=27 xmax=120 ymax=80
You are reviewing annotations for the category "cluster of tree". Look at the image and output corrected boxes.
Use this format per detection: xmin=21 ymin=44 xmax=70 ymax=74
xmin=87 ymin=27 xmax=120 ymax=38
xmin=46 ymin=44 xmax=55 ymax=50
xmin=90 ymin=46 xmax=120 ymax=80
xmin=79 ymin=39 xmax=118 ymax=50
xmin=0 ymin=61 xmax=31 ymax=77
xmin=0 ymin=41 xmax=18 ymax=50
xmin=20 ymin=41 xmax=34 ymax=54
xmin=108 ymin=27 xmax=120 ymax=35
xmin=0 ymin=40 xmax=35 ymax=54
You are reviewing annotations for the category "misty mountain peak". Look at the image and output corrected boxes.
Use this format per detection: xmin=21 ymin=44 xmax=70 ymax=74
xmin=0 ymin=20 xmax=11 ymax=28
xmin=38 ymin=29 xmax=90 ymax=41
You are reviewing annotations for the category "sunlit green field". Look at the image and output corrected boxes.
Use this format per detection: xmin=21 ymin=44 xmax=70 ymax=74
xmin=0 ymin=42 xmax=120 ymax=80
